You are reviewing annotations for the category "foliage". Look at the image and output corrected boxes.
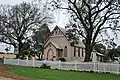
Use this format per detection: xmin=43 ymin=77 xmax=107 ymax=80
xmin=58 ymin=58 xmax=66 ymax=62
xmin=52 ymin=0 xmax=120 ymax=61
xmin=106 ymin=46 xmax=120 ymax=61
xmin=94 ymin=43 xmax=106 ymax=54
xmin=102 ymin=44 xmax=120 ymax=62
xmin=31 ymin=23 xmax=51 ymax=59
xmin=66 ymin=26 xmax=79 ymax=46
xmin=40 ymin=63 xmax=51 ymax=69
xmin=5 ymin=48 xmax=9 ymax=53
xmin=18 ymin=41 xmax=35 ymax=59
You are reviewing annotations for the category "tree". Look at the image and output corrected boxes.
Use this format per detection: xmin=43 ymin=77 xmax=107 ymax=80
xmin=5 ymin=45 xmax=11 ymax=53
xmin=107 ymin=48 xmax=118 ymax=61
xmin=66 ymin=26 xmax=79 ymax=46
xmin=94 ymin=43 xmax=106 ymax=54
xmin=19 ymin=40 xmax=35 ymax=59
xmin=0 ymin=2 xmax=52 ymax=57
xmin=52 ymin=0 xmax=120 ymax=61
xmin=117 ymin=45 xmax=120 ymax=55
xmin=105 ymin=45 xmax=120 ymax=61
xmin=31 ymin=23 xmax=50 ymax=60
xmin=5 ymin=48 xmax=9 ymax=53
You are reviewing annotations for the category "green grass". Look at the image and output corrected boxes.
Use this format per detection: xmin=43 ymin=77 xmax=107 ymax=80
xmin=11 ymin=66 xmax=120 ymax=80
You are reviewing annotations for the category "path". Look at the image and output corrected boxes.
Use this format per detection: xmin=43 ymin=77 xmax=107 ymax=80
xmin=0 ymin=76 xmax=16 ymax=80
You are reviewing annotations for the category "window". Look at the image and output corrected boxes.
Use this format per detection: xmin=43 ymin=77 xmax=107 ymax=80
xmin=58 ymin=30 xmax=61 ymax=35
xmin=74 ymin=47 xmax=76 ymax=57
xmin=49 ymin=44 xmax=51 ymax=47
xmin=54 ymin=29 xmax=57 ymax=35
xmin=64 ymin=46 xmax=67 ymax=57
xmin=78 ymin=48 xmax=80 ymax=57
xmin=58 ymin=50 xmax=61 ymax=57
xmin=82 ymin=48 xmax=84 ymax=57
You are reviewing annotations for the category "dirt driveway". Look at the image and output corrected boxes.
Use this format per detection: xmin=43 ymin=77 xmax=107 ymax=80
xmin=0 ymin=76 xmax=15 ymax=80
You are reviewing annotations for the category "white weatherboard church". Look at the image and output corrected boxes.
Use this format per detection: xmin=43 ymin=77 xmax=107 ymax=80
xmin=43 ymin=26 xmax=104 ymax=62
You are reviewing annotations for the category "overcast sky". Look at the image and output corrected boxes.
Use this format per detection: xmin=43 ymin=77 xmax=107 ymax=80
xmin=0 ymin=0 xmax=68 ymax=28
xmin=0 ymin=0 xmax=30 ymax=5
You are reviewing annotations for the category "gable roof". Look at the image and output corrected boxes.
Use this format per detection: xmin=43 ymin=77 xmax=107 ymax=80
xmin=44 ymin=42 xmax=62 ymax=49
xmin=44 ymin=26 xmax=70 ymax=45
xmin=51 ymin=26 xmax=66 ymax=35
xmin=44 ymin=26 xmax=85 ymax=48
xmin=58 ymin=26 xmax=66 ymax=35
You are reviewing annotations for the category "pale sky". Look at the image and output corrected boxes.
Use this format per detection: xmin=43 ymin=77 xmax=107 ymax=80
xmin=0 ymin=0 xmax=30 ymax=5
xmin=0 ymin=0 xmax=68 ymax=29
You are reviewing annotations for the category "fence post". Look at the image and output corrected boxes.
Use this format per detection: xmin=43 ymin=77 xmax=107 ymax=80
xmin=17 ymin=58 xmax=19 ymax=65
xmin=32 ymin=57 xmax=35 ymax=67
xmin=104 ymin=63 xmax=106 ymax=73
xmin=9 ymin=59 xmax=11 ymax=64
xmin=106 ymin=63 xmax=108 ymax=73
xmin=75 ymin=60 xmax=77 ymax=70
xmin=94 ymin=62 xmax=96 ymax=72
xmin=117 ymin=64 xmax=119 ymax=74
xmin=4 ymin=58 xmax=6 ymax=64
xmin=59 ymin=60 xmax=61 ymax=69
xmin=26 ymin=56 xmax=28 ymax=66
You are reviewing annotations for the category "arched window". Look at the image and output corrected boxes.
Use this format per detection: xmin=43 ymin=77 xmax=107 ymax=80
xmin=78 ymin=48 xmax=80 ymax=57
xmin=82 ymin=48 xmax=84 ymax=57
xmin=74 ymin=47 xmax=76 ymax=57
xmin=55 ymin=30 xmax=57 ymax=35
xmin=64 ymin=46 xmax=67 ymax=57
xmin=58 ymin=50 xmax=61 ymax=57
xmin=54 ymin=29 xmax=57 ymax=35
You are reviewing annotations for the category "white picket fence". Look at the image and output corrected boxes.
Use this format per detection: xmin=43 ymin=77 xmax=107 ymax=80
xmin=4 ymin=58 xmax=120 ymax=74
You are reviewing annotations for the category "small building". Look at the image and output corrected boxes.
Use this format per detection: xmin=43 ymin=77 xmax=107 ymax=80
xmin=43 ymin=26 xmax=103 ymax=62
xmin=92 ymin=51 xmax=105 ymax=62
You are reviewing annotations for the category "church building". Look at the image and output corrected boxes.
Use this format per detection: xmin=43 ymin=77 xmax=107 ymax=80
xmin=43 ymin=26 xmax=86 ymax=61
xmin=43 ymin=26 xmax=104 ymax=62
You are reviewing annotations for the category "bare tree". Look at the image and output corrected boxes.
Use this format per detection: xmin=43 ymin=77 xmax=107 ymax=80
xmin=0 ymin=2 xmax=53 ymax=56
xmin=52 ymin=0 xmax=120 ymax=61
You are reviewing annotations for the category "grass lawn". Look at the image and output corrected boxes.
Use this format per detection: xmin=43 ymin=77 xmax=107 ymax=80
xmin=10 ymin=66 xmax=120 ymax=80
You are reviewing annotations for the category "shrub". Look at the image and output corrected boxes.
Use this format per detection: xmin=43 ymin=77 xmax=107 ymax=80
xmin=105 ymin=72 xmax=110 ymax=74
xmin=55 ymin=68 xmax=59 ymax=70
xmin=40 ymin=63 xmax=51 ymax=69
xmin=89 ymin=70 xmax=94 ymax=73
xmin=70 ymin=69 xmax=73 ymax=71
xmin=58 ymin=58 xmax=66 ymax=62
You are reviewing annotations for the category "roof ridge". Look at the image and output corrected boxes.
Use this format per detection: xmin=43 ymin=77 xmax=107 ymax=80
xmin=55 ymin=26 xmax=66 ymax=34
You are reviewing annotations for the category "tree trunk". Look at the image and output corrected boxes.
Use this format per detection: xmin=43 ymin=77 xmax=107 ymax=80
xmin=38 ymin=53 xmax=41 ymax=60
xmin=17 ymin=41 xmax=23 ymax=58
xmin=84 ymin=44 xmax=92 ymax=62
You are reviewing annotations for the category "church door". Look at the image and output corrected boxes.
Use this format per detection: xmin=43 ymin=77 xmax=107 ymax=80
xmin=47 ymin=49 xmax=54 ymax=60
